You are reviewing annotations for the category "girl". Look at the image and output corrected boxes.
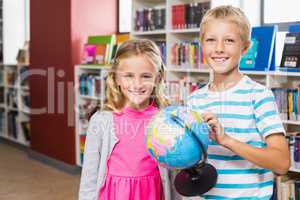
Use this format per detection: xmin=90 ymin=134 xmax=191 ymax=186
xmin=78 ymin=39 xmax=171 ymax=200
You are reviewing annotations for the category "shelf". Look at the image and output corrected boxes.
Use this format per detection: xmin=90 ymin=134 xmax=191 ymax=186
xmin=268 ymin=70 xmax=300 ymax=77
xmin=241 ymin=70 xmax=269 ymax=76
xmin=20 ymin=86 xmax=29 ymax=90
xmin=0 ymin=134 xmax=29 ymax=147
xmin=79 ymin=95 xmax=102 ymax=101
xmin=166 ymin=67 xmax=210 ymax=73
xmin=169 ymin=28 xmax=199 ymax=34
xmin=7 ymin=107 xmax=19 ymax=112
xmin=289 ymin=167 xmax=300 ymax=173
xmin=282 ymin=120 xmax=300 ymax=125
xmin=76 ymin=64 xmax=111 ymax=70
xmin=131 ymin=30 xmax=166 ymax=35
xmin=6 ymin=85 xmax=18 ymax=89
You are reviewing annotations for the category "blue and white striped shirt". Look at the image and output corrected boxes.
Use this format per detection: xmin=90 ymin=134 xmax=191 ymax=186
xmin=186 ymin=75 xmax=285 ymax=200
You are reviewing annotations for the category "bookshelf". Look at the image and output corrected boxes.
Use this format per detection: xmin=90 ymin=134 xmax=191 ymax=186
xmin=130 ymin=0 xmax=300 ymax=199
xmin=73 ymin=2 xmax=300 ymax=198
xmin=0 ymin=64 xmax=30 ymax=146
xmin=74 ymin=64 xmax=110 ymax=166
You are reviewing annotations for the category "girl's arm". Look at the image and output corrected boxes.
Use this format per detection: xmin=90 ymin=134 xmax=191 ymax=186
xmin=203 ymin=112 xmax=290 ymax=175
xmin=79 ymin=113 xmax=103 ymax=200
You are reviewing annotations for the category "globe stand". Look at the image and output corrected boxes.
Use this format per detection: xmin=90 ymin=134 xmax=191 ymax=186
xmin=170 ymin=114 xmax=218 ymax=197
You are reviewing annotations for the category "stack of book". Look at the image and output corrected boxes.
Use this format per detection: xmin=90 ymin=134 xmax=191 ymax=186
xmin=134 ymin=7 xmax=166 ymax=31
xmin=171 ymin=2 xmax=210 ymax=29
xmin=170 ymin=41 xmax=205 ymax=68
xmin=272 ymin=86 xmax=300 ymax=121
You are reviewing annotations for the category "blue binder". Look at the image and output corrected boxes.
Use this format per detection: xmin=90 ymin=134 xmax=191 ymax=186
xmin=240 ymin=25 xmax=277 ymax=71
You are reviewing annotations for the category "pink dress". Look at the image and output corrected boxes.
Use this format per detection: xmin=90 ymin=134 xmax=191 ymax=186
xmin=98 ymin=104 xmax=164 ymax=200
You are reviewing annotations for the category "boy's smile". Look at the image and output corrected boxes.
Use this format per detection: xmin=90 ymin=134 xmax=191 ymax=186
xmin=202 ymin=19 xmax=247 ymax=76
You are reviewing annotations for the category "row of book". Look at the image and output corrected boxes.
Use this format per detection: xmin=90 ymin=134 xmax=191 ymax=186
xmin=171 ymin=41 xmax=206 ymax=68
xmin=78 ymin=99 xmax=100 ymax=164
xmin=275 ymin=174 xmax=300 ymax=200
xmin=82 ymin=34 xmax=129 ymax=65
xmin=6 ymin=88 xmax=18 ymax=109
xmin=6 ymin=70 xmax=18 ymax=86
xmin=79 ymin=74 xmax=102 ymax=98
xmin=155 ymin=41 xmax=166 ymax=64
xmin=7 ymin=111 xmax=18 ymax=139
xmin=272 ymin=87 xmax=300 ymax=121
xmin=289 ymin=135 xmax=300 ymax=170
xmin=0 ymin=87 xmax=3 ymax=104
xmin=171 ymin=2 xmax=210 ymax=30
xmin=134 ymin=7 xmax=166 ymax=32
xmin=0 ymin=69 xmax=3 ymax=85
xmin=164 ymin=78 xmax=207 ymax=105
xmin=0 ymin=108 xmax=4 ymax=134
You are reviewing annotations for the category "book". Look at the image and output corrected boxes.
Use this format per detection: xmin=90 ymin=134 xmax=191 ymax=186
xmin=21 ymin=121 xmax=31 ymax=141
xmin=87 ymin=35 xmax=116 ymax=65
xmin=239 ymin=38 xmax=259 ymax=69
xmin=95 ymin=44 xmax=107 ymax=64
xmin=111 ymin=34 xmax=129 ymax=61
xmin=240 ymin=25 xmax=277 ymax=71
xmin=280 ymin=32 xmax=300 ymax=70
xmin=82 ymin=44 xmax=96 ymax=64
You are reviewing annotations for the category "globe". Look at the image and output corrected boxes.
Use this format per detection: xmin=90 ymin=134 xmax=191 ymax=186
xmin=146 ymin=105 xmax=210 ymax=169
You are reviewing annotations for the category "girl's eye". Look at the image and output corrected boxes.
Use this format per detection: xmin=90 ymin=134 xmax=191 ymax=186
xmin=205 ymin=38 xmax=215 ymax=42
xmin=142 ymin=75 xmax=153 ymax=79
xmin=123 ymin=74 xmax=133 ymax=78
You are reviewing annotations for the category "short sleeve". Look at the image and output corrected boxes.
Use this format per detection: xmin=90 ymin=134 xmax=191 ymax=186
xmin=253 ymin=88 xmax=286 ymax=139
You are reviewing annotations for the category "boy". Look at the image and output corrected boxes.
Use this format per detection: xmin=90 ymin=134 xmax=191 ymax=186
xmin=186 ymin=5 xmax=290 ymax=199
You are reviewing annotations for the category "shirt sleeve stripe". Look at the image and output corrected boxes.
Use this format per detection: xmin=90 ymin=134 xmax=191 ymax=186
xmin=254 ymin=96 xmax=275 ymax=110
xmin=255 ymin=110 xmax=277 ymax=124
xmin=217 ymin=168 xmax=271 ymax=175
xmin=208 ymin=154 xmax=244 ymax=161
xmin=214 ymin=180 xmax=273 ymax=189
xmin=261 ymin=123 xmax=284 ymax=135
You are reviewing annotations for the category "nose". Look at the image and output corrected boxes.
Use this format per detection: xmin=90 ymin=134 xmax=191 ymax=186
xmin=215 ymin=40 xmax=224 ymax=53
xmin=132 ymin=77 xmax=143 ymax=89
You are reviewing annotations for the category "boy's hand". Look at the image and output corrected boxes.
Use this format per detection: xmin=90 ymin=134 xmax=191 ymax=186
xmin=202 ymin=112 xmax=230 ymax=147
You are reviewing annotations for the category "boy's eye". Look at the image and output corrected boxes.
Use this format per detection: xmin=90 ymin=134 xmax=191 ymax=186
xmin=225 ymin=39 xmax=235 ymax=43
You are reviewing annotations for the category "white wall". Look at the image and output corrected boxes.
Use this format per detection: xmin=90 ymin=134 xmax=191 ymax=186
xmin=211 ymin=0 xmax=261 ymax=27
xmin=3 ymin=0 xmax=27 ymax=64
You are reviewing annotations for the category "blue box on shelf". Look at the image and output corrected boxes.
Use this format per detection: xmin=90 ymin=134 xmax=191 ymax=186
xmin=240 ymin=25 xmax=277 ymax=72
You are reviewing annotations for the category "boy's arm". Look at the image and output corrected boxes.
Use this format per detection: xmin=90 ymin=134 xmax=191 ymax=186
xmin=204 ymin=88 xmax=290 ymax=174
xmin=221 ymin=133 xmax=290 ymax=175
xmin=78 ymin=112 xmax=103 ymax=200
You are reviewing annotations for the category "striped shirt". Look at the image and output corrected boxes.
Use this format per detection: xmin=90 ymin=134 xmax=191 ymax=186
xmin=185 ymin=75 xmax=285 ymax=200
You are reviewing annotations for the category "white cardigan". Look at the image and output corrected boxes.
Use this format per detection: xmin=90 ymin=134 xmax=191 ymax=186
xmin=78 ymin=111 xmax=173 ymax=200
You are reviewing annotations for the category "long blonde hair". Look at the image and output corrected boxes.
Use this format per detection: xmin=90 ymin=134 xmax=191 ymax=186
xmin=103 ymin=39 xmax=169 ymax=112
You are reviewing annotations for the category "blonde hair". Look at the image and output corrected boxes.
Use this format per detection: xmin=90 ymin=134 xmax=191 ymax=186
xmin=199 ymin=5 xmax=251 ymax=49
xmin=103 ymin=39 xmax=169 ymax=112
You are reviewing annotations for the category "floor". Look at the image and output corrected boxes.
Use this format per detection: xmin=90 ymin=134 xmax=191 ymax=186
xmin=0 ymin=142 xmax=80 ymax=200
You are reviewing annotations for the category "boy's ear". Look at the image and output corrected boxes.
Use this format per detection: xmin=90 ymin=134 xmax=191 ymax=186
xmin=241 ymin=41 xmax=250 ymax=55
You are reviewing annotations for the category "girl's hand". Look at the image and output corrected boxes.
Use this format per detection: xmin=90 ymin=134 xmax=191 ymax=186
xmin=202 ymin=112 xmax=230 ymax=147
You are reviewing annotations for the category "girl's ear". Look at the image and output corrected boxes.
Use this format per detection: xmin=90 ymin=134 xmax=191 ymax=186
xmin=115 ymin=73 xmax=121 ymax=86
xmin=155 ymin=73 xmax=162 ymax=84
